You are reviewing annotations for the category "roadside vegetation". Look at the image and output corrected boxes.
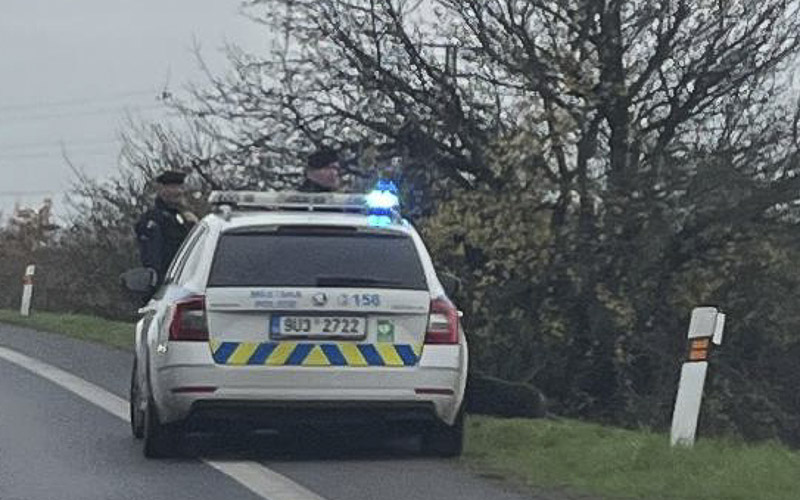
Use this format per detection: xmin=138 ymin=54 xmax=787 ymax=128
xmin=465 ymin=416 xmax=800 ymax=500
xmin=0 ymin=309 xmax=133 ymax=351
xmin=2 ymin=310 xmax=798 ymax=500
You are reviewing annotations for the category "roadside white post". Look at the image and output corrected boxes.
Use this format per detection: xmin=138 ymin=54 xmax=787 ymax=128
xmin=670 ymin=307 xmax=726 ymax=447
xmin=19 ymin=264 xmax=36 ymax=317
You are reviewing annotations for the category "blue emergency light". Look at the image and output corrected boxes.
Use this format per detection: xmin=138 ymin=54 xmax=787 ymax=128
xmin=365 ymin=180 xmax=400 ymax=227
xmin=365 ymin=179 xmax=399 ymax=210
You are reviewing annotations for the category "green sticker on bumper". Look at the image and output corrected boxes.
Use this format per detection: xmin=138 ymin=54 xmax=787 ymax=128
xmin=376 ymin=320 xmax=395 ymax=343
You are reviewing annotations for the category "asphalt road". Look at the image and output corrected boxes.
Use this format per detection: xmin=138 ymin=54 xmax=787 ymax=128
xmin=0 ymin=323 xmax=552 ymax=500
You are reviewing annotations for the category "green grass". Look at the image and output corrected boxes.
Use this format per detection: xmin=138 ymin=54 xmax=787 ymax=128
xmin=3 ymin=309 xmax=799 ymax=500
xmin=465 ymin=416 xmax=800 ymax=500
xmin=0 ymin=309 xmax=134 ymax=351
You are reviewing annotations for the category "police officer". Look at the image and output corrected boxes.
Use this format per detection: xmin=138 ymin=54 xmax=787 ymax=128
xmin=135 ymin=171 xmax=197 ymax=287
xmin=298 ymin=147 xmax=342 ymax=192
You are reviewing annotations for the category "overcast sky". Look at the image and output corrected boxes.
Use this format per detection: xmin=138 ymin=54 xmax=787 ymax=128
xmin=0 ymin=0 xmax=265 ymax=220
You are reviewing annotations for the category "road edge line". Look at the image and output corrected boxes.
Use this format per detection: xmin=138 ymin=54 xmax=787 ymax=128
xmin=0 ymin=345 xmax=327 ymax=500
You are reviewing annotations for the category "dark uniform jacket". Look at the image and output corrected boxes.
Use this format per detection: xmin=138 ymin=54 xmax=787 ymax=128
xmin=134 ymin=197 xmax=195 ymax=285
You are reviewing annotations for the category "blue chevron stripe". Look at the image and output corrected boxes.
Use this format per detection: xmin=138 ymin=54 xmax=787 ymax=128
xmin=394 ymin=344 xmax=418 ymax=366
xmin=248 ymin=342 xmax=277 ymax=365
xmin=357 ymin=344 xmax=385 ymax=366
xmin=320 ymin=344 xmax=347 ymax=366
xmin=213 ymin=342 xmax=239 ymax=364
xmin=286 ymin=343 xmax=314 ymax=365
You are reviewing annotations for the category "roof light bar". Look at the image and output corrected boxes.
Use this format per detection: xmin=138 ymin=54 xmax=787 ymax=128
xmin=209 ymin=190 xmax=402 ymax=221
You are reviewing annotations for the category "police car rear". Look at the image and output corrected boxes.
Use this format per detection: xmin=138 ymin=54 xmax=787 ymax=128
xmin=147 ymin=190 xmax=467 ymax=457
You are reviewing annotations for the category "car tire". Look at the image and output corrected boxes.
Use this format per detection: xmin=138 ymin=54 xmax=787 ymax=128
xmin=421 ymin=410 xmax=464 ymax=458
xmin=143 ymin=395 xmax=178 ymax=458
xmin=129 ymin=361 xmax=145 ymax=439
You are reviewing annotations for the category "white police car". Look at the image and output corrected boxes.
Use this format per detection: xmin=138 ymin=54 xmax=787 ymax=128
xmin=127 ymin=186 xmax=468 ymax=458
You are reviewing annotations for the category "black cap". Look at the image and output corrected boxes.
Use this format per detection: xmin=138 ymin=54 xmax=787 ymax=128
xmin=307 ymin=148 xmax=339 ymax=170
xmin=155 ymin=171 xmax=187 ymax=185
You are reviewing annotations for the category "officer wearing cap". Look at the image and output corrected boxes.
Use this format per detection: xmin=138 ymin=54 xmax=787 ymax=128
xmin=299 ymin=147 xmax=342 ymax=192
xmin=134 ymin=171 xmax=197 ymax=288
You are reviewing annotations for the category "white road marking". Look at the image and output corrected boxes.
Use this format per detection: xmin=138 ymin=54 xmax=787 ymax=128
xmin=0 ymin=345 xmax=327 ymax=500
xmin=206 ymin=461 xmax=326 ymax=500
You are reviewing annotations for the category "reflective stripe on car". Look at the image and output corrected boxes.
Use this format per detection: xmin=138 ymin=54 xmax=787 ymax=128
xmin=209 ymin=341 xmax=423 ymax=367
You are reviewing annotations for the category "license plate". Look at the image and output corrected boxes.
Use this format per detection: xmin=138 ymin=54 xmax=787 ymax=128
xmin=270 ymin=315 xmax=366 ymax=339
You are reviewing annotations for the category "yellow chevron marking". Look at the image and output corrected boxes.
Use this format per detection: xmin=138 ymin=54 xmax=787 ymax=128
xmin=228 ymin=342 xmax=258 ymax=365
xmin=267 ymin=342 xmax=296 ymax=365
xmin=209 ymin=339 xmax=221 ymax=353
xmin=301 ymin=345 xmax=331 ymax=366
xmin=377 ymin=344 xmax=404 ymax=366
xmin=339 ymin=343 xmax=368 ymax=366
xmin=412 ymin=344 xmax=423 ymax=357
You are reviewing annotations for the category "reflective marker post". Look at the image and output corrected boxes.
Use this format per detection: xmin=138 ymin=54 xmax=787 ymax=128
xmin=670 ymin=307 xmax=726 ymax=447
xmin=20 ymin=264 xmax=36 ymax=317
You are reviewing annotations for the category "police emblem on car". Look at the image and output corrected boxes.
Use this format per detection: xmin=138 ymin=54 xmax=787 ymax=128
xmin=312 ymin=292 xmax=328 ymax=306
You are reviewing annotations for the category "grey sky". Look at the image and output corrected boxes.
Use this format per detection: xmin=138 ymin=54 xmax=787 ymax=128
xmin=0 ymin=0 xmax=265 ymax=219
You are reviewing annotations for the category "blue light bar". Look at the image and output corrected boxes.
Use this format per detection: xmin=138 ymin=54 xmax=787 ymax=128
xmin=365 ymin=179 xmax=400 ymax=211
xmin=209 ymin=186 xmax=403 ymax=224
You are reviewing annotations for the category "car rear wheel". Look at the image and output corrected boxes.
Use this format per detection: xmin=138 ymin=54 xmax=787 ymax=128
xmin=129 ymin=361 xmax=144 ymax=439
xmin=143 ymin=395 xmax=179 ymax=458
xmin=421 ymin=410 xmax=464 ymax=458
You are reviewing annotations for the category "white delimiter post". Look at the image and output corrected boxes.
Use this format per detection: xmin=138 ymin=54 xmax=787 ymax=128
xmin=19 ymin=265 xmax=36 ymax=317
xmin=670 ymin=307 xmax=726 ymax=447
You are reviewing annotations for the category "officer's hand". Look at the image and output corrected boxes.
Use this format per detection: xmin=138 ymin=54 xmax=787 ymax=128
xmin=182 ymin=211 xmax=199 ymax=224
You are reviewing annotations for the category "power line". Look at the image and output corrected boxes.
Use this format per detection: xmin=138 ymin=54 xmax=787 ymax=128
xmin=0 ymin=103 xmax=165 ymax=124
xmin=0 ymin=190 xmax=60 ymax=197
xmin=0 ymin=137 xmax=121 ymax=152
xmin=0 ymin=143 xmax=121 ymax=159
xmin=0 ymin=89 xmax=160 ymax=113
xmin=0 ymin=149 xmax=118 ymax=161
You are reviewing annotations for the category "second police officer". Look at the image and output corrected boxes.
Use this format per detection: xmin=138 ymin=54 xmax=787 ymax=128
xmin=299 ymin=147 xmax=342 ymax=192
xmin=134 ymin=171 xmax=197 ymax=291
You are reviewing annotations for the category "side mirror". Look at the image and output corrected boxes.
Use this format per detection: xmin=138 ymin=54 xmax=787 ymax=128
xmin=119 ymin=267 xmax=158 ymax=294
xmin=439 ymin=272 xmax=462 ymax=298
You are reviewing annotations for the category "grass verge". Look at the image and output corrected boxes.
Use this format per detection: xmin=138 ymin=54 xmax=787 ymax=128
xmin=0 ymin=309 xmax=134 ymax=351
xmin=465 ymin=416 xmax=800 ymax=500
xmin=3 ymin=309 xmax=798 ymax=500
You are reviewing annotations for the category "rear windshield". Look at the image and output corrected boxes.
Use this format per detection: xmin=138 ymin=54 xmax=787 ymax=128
xmin=208 ymin=229 xmax=428 ymax=290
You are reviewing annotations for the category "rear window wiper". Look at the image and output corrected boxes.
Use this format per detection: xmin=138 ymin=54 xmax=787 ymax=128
xmin=315 ymin=275 xmax=402 ymax=287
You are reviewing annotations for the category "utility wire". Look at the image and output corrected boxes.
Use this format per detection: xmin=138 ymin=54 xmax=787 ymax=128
xmin=0 ymin=190 xmax=60 ymax=197
xmin=0 ymin=103 xmax=165 ymax=124
xmin=0 ymin=149 xmax=118 ymax=161
xmin=0 ymin=142 xmax=121 ymax=158
xmin=0 ymin=137 xmax=121 ymax=152
xmin=0 ymin=89 xmax=160 ymax=113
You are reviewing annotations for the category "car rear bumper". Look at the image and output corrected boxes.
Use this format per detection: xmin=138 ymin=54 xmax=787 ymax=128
xmin=183 ymin=400 xmax=439 ymax=433
xmin=150 ymin=344 xmax=466 ymax=426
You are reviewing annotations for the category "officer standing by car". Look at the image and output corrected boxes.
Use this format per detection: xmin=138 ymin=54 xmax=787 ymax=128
xmin=299 ymin=147 xmax=342 ymax=192
xmin=134 ymin=171 xmax=197 ymax=288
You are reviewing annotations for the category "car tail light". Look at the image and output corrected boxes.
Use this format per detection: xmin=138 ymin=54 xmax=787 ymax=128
xmin=425 ymin=297 xmax=459 ymax=344
xmin=169 ymin=295 xmax=209 ymax=341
